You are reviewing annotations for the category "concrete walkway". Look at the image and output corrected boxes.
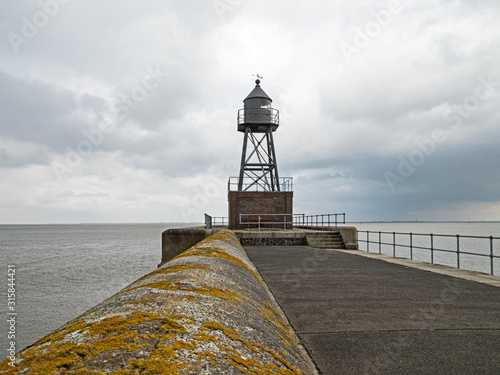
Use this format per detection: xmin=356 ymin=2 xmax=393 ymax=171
xmin=244 ymin=246 xmax=500 ymax=375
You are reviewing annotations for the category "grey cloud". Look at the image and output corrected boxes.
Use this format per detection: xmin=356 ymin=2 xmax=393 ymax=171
xmin=0 ymin=71 xmax=107 ymax=152
xmin=0 ymin=145 xmax=50 ymax=168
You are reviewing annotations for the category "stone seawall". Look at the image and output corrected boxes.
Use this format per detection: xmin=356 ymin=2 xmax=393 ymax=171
xmin=161 ymin=227 xmax=215 ymax=265
xmin=0 ymin=230 xmax=316 ymax=375
xmin=239 ymin=237 xmax=307 ymax=246
xmin=235 ymin=230 xmax=307 ymax=247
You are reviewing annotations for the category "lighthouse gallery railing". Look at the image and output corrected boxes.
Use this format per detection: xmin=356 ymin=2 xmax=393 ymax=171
xmin=228 ymin=177 xmax=293 ymax=192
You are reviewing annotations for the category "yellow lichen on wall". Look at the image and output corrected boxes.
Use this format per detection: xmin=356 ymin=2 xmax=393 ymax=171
xmin=123 ymin=279 xmax=244 ymax=303
xmin=175 ymin=241 xmax=262 ymax=282
xmin=202 ymin=321 xmax=302 ymax=375
xmin=128 ymin=338 xmax=198 ymax=375
xmin=0 ymin=311 xmax=186 ymax=375
xmin=259 ymin=301 xmax=297 ymax=348
xmin=0 ymin=229 xmax=315 ymax=375
xmin=133 ymin=264 xmax=209 ymax=284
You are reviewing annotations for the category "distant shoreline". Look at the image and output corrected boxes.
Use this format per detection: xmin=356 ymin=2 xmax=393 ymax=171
xmin=0 ymin=222 xmax=204 ymax=226
xmin=1 ymin=221 xmax=499 ymax=226
xmin=354 ymin=221 xmax=500 ymax=224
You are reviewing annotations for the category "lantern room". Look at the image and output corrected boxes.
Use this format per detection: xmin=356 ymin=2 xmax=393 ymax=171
xmin=237 ymin=79 xmax=279 ymax=132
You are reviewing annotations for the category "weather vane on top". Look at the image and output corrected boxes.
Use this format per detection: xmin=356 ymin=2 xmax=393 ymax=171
xmin=253 ymin=74 xmax=263 ymax=80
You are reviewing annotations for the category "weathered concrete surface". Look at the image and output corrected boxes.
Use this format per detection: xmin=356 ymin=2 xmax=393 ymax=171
xmin=294 ymin=226 xmax=358 ymax=249
xmin=0 ymin=230 xmax=316 ymax=375
xmin=336 ymin=226 xmax=357 ymax=249
xmin=161 ymin=226 xmax=215 ymax=265
xmin=339 ymin=248 xmax=500 ymax=287
xmin=245 ymin=245 xmax=500 ymax=375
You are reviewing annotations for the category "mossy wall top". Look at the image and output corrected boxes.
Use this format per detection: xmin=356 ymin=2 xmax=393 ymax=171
xmin=0 ymin=229 xmax=316 ymax=375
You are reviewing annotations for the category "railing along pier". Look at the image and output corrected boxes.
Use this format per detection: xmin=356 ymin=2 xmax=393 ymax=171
xmin=358 ymin=230 xmax=499 ymax=276
xmin=292 ymin=213 xmax=346 ymax=229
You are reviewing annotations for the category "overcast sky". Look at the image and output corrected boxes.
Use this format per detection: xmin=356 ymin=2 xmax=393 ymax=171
xmin=1 ymin=0 xmax=499 ymax=224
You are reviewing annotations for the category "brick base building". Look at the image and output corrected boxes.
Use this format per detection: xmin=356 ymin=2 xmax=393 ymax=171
xmin=228 ymin=191 xmax=293 ymax=229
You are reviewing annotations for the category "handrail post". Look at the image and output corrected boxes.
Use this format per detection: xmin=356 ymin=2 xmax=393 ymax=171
xmin=393 ymin=232 xmax=396 ymax=257
xmin=367 ymin=231 xmax=370 ymax=252
xmin=378 ymin=231 xmax=381 ymax=254
xmin=490 ymin=236 xmax=494 ymax=275
xmin=456 ymin=234 xmax=460 ymax=270
xmin=430 ymin=233 xmax=434 ymax=264
xmin=410 ymin=233 xmax=413 ymax=260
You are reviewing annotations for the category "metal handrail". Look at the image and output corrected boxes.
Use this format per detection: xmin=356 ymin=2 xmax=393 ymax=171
xmin=239 ymin=213 xmax=301 ymax=230
xmin=204 ymin=214 xmax=228 ymax=229
xmin=212 ymin=217 xmax=228 ymax=226
xmin=293 ymin=213 xmax=346 ymax=228
xmin=237 ymin=108 xmax=279 ymax=125
xmin=357 ymin=230 xmax=499 ymax=275
xmin=228 ymin=177 xmax=293 ymax=192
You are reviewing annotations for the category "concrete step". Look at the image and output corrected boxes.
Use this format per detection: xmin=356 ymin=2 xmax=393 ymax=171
xmin=308 ymin=243 xmax=345 ymax=249
xmin=308 ymin=237 xmax=344 ymax=243
xmin=306 ymin=232 xmax=346 ymax=249
xmin=306 ymin=237 xmax=344 ymax=244
xmin=307 ymin=240 xmax=345 ymax=246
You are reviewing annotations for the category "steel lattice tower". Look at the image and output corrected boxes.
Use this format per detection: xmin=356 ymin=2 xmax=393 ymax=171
xmin=237 ymin=79 xmax=280 ymax=192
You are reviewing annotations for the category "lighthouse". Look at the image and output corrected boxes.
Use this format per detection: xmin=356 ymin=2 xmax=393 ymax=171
xmin=228 ymin=80 xmax=293 ymax=229
xmin=236 ymin=79 xmax=280 ymax=192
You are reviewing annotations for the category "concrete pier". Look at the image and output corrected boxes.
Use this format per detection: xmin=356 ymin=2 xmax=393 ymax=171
xmin=3 ymin=228 xmax=498 ymax=374
xmin=245 ymin=245 xmax=500 ymax=374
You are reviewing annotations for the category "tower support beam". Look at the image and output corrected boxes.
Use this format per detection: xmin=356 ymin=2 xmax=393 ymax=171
xmin=238 ymin=127 xmax=250 ymax=191
xmin=238 ymin=127 xmax=280 ymax=192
